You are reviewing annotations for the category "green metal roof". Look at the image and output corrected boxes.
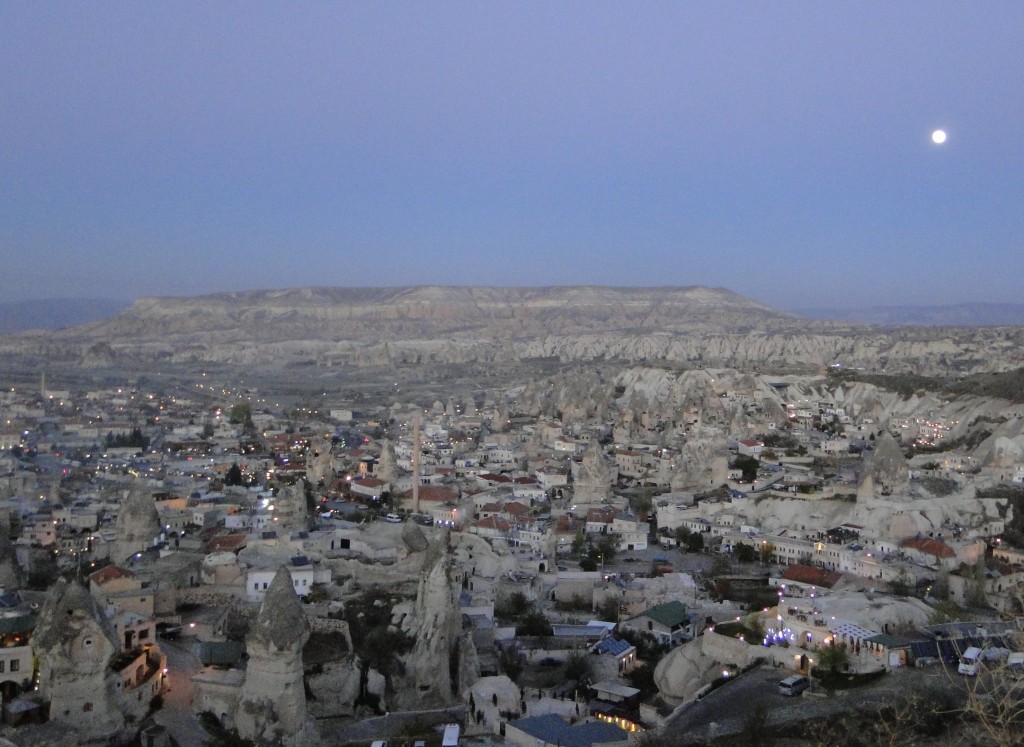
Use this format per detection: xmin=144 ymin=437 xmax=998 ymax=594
xmin=636 ymin=600 xmax=689 ymax=628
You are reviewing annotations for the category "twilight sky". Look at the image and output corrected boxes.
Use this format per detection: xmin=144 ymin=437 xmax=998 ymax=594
xmin=2 ymin=3 xmax=1022 ymax=309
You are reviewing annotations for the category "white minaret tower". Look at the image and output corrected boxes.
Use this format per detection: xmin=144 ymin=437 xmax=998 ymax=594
xmin=412 ymin=413 xmax=421 ymax=514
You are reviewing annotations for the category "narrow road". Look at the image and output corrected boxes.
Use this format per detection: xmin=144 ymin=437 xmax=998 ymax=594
xmin=154 ymin=638 xmax=210 ymax=747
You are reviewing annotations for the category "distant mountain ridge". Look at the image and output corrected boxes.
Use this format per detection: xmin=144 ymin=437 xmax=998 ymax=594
xmin=4 ymin=286 xmax=1024 ymax=377
xmin=0 ymin=299 xmax=130 ymax=333
xmin=792 ymin=303 xmax=1024 ymax=327
xmin=67 ymin=285 xmax=794 ymax=342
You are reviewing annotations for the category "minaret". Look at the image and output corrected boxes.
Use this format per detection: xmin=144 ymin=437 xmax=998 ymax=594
xmin=40 ymin=371 xmax=46 ymax=400
xmin=412 ymin=413 xmax=421 ymax=514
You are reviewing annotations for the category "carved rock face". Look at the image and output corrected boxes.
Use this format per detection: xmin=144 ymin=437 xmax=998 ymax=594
xmin=574 ymin=440 xmax=612 ymax=502
xmin=871 ymin=430 xmax=910 ymax=491
xmin=111 ymin=482 xmax=161 ymax=564
xmin=33 ymin=580 xmax=121 ymax=740
xmin=237 ymin=566 xmax=311 ymax=747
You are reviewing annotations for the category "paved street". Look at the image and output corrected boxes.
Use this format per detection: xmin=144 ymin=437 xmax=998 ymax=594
xmin=154 ymin=638 xmax=210 ymax=747
xmin=665 ymin=663 xmax=967 ymax=742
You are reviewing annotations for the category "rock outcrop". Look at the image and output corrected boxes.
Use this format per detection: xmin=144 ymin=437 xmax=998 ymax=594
xmin=111 ymin=482 xmax=161 ymax=565
xmin=33 ymin=579 xmax=122 ymax=741
xmin=376 ymin=440 xmax=399 ymax=484
xmin=274 ymin=480 xmax=310 ymax=534
xmin=236 ymin=566 xmax=312 ymax=747
xmin=8 ymin=286 xmax=1023 ymax=377
xmin=870 ymin=430 xmax=910 ymax=494
xmin=0 ymin=532 xmax=23 ymax=591
xmin=394 ymin=535 xmax=470 ymax=709
xmin=573 ymin=439 xmax=613 ymax=504
xmin=306 ymin=437 xmax=334 ymax=486
xmin=401 ymin=520 xmax=429 ymax=553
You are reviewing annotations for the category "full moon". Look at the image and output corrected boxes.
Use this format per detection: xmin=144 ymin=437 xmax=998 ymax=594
xmin=931 ymin=129 xmax=947 ymax=144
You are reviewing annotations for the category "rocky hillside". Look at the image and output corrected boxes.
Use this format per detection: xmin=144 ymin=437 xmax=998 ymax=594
xmin=61 ymin=286 xmax=793 ymax=340
xmin=1 ymin=285 xmax=1022 ymax=376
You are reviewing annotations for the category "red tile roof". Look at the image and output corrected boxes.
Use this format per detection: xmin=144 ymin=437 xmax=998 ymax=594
xmin=89 ymin=565 xmax=136 ymax=586
xmin=901 ymin=537 xmax=956 ymax=558
xmin=781 ymin=564 xmax=842 ymax=589
xmin=402 ymin=485 xmax=458 ymax=503
xmin=473 ymin=516 xmax=511 ymax=532
xmin=207 ymin=533 xmax=248 ymax=554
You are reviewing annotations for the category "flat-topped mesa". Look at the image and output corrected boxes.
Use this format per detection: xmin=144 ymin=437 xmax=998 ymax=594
xmin=237 ymin=566 xmax=311 ymax=747
xmin=111 ymin=481 xmax=161 ymax=565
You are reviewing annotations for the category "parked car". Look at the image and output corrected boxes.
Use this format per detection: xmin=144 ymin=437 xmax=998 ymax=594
xmin=778 ymin=675 xmax=810 ymax=696
xmin=539 ymin=657 xmax=563 ymax=667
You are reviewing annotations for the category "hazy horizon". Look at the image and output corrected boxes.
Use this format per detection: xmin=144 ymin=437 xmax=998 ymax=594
xmin=3 ymin=4 xmax=1022 ymax=307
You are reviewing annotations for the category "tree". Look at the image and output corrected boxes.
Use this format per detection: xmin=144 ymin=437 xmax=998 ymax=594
xmin=229 ymin=402 xmax=252 ymax=425
xmin=759 ymin=541 xmax=776 ymax=565
xmin=594 ymin=534 xmax=618 ymax=564
xmin=685 ymin=531 xmax=704 ymax=553
xmin=498 ymin=648 xmax=523 ymax=680
xmin=816 ymin=641 xmax=849 ymax=675
xmin=963 ymin=557 xmax=990 ymax=607
xmin=630 ymin=488 xmax=653 ymax=519
xmin=674 ymin=526 xmax=692 ymax=547
xmin=624 ymin=663 xmax=657 ymax=698
xmin=506 ymin=591 xmax=531 ymax=617
xmin=571 ymin=529 xmax=586 ymax=559
xmin=734 ymin=542 xmax=757 ymax=564
xmin=516 ymin=612 xmax=553 ymax=637
xmin=596 ymin=597 xmax=620 ymax=623
xmin=225 ymin=463 xmax=244 ymax=486
xmin=733 ymin=454 xmax=759 ymax=482
xmin=564 ymin=652 xmax=593 ymax=685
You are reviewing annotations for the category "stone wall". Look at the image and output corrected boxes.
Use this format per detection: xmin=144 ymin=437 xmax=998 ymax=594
xmin=177 ymin=586 xmax=245 ymax=606
xmin=308 ymin=617 xmax=353 ymax=651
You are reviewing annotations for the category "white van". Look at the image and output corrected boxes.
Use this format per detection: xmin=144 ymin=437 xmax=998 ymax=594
xmin=959 ymin=646 xmax=982 ymax=676
xmin=778 ymin=675 xmax=810 ymax=696
xmin=442 ymin=723 xmax=460 ymax=747
xmin=384 ymin=513 xmax=402 ymax=523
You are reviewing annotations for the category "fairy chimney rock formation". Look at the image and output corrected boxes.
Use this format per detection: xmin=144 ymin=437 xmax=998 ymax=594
xmin=0 ymin=533 xmax=23 ymax=591
xmin=376 ymin=440 xmax=399 ymax=484
xmin=401 ymin=520 xmax=429 ymax=553
xmin=870 ymin=430 xmax=910 ymax=494
xmin=111 ymin=482 xmax=161 ymax=565
xmin=396 ymin=536 xmax=465 ymax=709
xmin=274 ymin=480 xmax=310 ymax=534
xmin=306 ymin=437 xmax=334 ymax=486
xmin=573 ymin=439 xmax=613 ymax=504
xmin=33 ymin=579 xmax=122 ymax=741
xmin=236 ymin=566 xmax=312 ymax=747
